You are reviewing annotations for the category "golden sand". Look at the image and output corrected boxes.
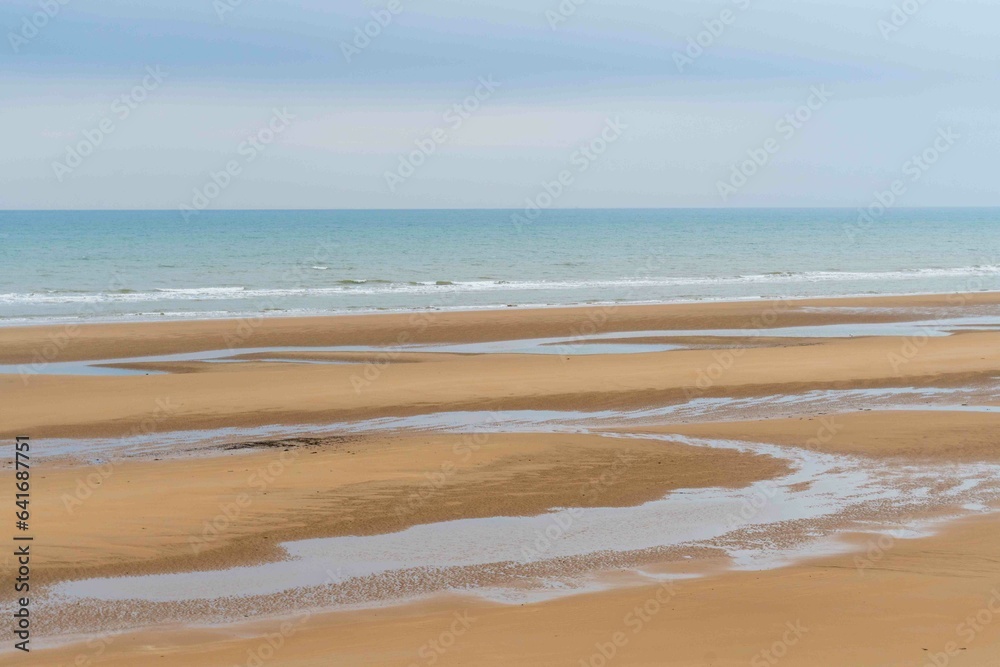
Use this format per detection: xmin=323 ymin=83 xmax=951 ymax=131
xmin=3 ymin=292 xmax=1000 ymax=665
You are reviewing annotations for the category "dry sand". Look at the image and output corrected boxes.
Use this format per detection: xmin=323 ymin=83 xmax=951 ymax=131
xmin=2 ymin=292 xmax=1000 ymax=665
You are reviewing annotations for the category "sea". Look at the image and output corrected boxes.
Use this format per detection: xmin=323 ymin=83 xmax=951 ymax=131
xmin=1 ymin=208 xmax=999 ymax=326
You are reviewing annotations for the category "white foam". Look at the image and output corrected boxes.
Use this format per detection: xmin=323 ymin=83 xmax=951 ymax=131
xmin=4 ymin=266 xmax=1000 ymax=305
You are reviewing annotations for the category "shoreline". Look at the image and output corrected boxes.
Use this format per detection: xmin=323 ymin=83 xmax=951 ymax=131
xmin=3 ymin=290 xmax=1000 ymax=366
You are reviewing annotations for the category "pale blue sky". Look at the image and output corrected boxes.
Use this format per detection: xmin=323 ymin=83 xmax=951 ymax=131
xmin=2 ymin=0 xmax=998 ymax=209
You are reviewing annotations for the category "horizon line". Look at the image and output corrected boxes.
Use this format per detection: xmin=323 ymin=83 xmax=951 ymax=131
xmin=3 ymin=206 xmax=1000 ymax=214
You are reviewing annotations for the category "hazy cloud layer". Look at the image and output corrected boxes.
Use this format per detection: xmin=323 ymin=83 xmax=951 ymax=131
xmin=2 ymin=0 xmax=998 ymax=209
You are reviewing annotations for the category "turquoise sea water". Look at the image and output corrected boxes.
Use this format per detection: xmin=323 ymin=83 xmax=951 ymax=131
xmin=1 ymin=209 xmax=999 ymax=325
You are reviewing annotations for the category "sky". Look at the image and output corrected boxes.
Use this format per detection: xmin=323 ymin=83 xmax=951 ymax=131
xmin=1 ymin=0 xmax=998 ymax=210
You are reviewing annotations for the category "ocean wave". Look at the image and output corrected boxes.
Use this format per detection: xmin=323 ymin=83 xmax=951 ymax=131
xmin=2 ymin=266 xmax=999 ymax=305
xmin=153 ymin=287 xmax=247 ymax=296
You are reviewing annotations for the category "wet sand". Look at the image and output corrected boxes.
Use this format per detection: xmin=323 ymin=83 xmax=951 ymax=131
xmin=3 ymin=290 xmax=1000 ymax=365
xmin=27 ymin=432 xmax=788 ymax=583
xmin=668 ymin=409 xmax=1000 ymax=461
xmin=3 ymin=292 xmax=1000 ymax=665
xmin=3 ymin=323 xmax=1000 ymax=440
xmin=12 ymin=514 xmax=1000 ymax=667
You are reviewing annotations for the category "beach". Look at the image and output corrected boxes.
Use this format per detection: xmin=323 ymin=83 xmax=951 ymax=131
xmin=3 ymin=292 xmax=1000 ymax=665
xmin=9 ymin=0 xmax=1000 ymax=661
